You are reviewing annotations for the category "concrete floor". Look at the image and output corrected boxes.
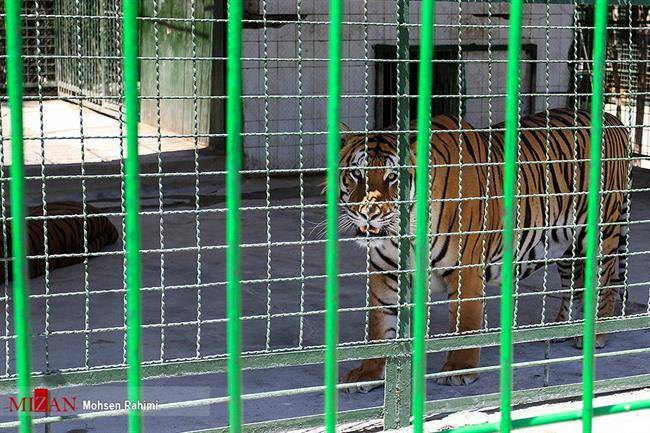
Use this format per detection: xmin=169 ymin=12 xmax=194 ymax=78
xmin=1 ymin=100 xmax=205 ymax=165
xmin=0 ymin=169 xmax=649 ymax=433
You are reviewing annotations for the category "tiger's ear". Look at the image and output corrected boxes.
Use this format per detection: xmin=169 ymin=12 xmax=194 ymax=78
xmin=409 ymin=119 xmax=419 ymax=135
xmin=339 ymin=122 xmax=351 ymax=146
xmin=408 ymin=119 xmax=426 ymax=154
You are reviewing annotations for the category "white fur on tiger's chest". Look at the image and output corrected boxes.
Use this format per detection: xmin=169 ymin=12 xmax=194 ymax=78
xmin=369 ymin=239 xmax=448 ymax=295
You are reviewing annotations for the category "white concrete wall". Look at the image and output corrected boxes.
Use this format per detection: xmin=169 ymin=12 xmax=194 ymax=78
xmin=241 ymin=1 xmax=575 ymax=170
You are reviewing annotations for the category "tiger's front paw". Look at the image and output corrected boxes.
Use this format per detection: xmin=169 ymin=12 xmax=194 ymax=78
xmin=436 ymin=350 xmax=480 ymax=386
xmin=341 ymin=360 xmax=385 ymax=393
xmin=573 ymin=333 xmax=608 ymax=349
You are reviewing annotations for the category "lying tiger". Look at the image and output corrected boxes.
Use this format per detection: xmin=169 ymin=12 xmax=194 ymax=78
xmin=338 ymin=108 xmax=629 ymax=392
xmin=0 ymin=202 xmax=118 ymax=281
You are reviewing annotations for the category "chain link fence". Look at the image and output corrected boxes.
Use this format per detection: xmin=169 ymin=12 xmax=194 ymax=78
xmin=1 ymin=1 xmax=650 ymax=432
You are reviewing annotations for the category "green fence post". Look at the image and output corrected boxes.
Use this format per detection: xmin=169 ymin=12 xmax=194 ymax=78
xmin=412 ymin=1 xmax=435 ymax=432
xmin=501 ymin=1 xmax=524 ymax=432
xmin=3 ymin=0 xmax=32 ymax=432
xmin=122 ymin=1 xmax=143 ymax=432
xmin=383 ymin=0 xmax=412 ymax=427
xmin=325 ymin=0 xmax=342 ymax=432
xmin=582 ymin=1 xmax=608 ymax=432
xmin=437 ymin=395 xmax=650 ymax=433
xmin=226 ymin=0 xmax=244 ymax=432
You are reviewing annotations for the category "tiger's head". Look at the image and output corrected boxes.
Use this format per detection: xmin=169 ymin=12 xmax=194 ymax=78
xmin=337 ymin=123 xmax=413 ymax=247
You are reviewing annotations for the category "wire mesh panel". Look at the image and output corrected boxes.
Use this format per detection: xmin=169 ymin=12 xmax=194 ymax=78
xmin=0 ymin=0 xmax=56 ymax=94
xmin=0 ymin=0 xmax=650 ymax=432
xmin=54 ymin=0 xmax=123 ymax=115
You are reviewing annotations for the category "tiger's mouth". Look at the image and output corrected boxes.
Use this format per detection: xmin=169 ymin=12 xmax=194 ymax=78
xmin=356 ymin=225 xmax=387 ymax=238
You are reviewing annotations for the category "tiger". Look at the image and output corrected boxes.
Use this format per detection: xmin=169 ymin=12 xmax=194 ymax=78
xmin=337 ymin=108 xmax=629 ymax=392
xmin=0 ymin=202 xmax=119 ymax=281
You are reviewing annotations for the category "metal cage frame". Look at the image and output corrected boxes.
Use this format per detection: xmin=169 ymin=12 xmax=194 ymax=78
xmin=2 ymin=0 xmax=650 ymax=432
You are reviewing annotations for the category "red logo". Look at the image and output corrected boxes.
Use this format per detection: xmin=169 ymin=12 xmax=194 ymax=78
xmin=7 ymin=388 xmax=76 ymax=413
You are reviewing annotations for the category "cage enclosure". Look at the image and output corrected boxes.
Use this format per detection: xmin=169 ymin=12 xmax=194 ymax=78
xmin=0 ymin=1 xmax=649 ymax=432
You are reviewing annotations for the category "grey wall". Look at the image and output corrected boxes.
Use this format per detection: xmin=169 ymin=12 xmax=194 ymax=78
xmin=240 ymin=1 xmax=574 ymax=169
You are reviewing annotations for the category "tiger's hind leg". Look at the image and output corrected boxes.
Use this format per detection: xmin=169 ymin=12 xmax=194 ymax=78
xmin=552 ymin=241 xmax=585 ymax=345
xmin=579 ymin=254 xmax=620 ymax=348
xmin=572 ymin=238 xmax=621 ymax=349
xmin=613 ymin=209 xmax=630 ymax=317
xmin=554 ymin=255 xmax=585 ymax=327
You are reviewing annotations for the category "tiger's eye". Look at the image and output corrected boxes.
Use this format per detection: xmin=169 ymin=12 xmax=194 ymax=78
xmin=386 ymin=172 xmax=397 ymax=182
xmin=352 ymin=169 xmax=363 ymax=178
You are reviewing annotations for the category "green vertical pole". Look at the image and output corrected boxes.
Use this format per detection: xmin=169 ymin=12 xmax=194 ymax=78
xmin=122 ymin=1 xmax=143 ymax=433
xmin=582 ymin=1 xmax=608 ymax=432
xmin=412 ymin=1 xmax=435 ymax=432
xmin=226 ymin=0 xmax=244 ymax=432
xmin=383 ymin=0 xmax=412 ymax=428
xmin=325 ymin=1 xmax=342 ymax=432
xmin=3 ymin=1 xmax=32 ymax=432
xmin=501 ymin=1 xmax=524 ymax=432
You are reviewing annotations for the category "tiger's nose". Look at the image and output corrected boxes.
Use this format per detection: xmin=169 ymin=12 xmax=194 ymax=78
xmin=358 ymin=202 xmax=382 ymax=235
xmin=359 ymin=225 xmax=380 ymax=235
xmin=358 ymin=202 xmax=381 ymax=220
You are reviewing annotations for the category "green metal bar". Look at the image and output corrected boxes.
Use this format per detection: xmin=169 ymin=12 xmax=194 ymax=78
xmin=500 ymin=0 xmax=524 ymax=432
xmin=425 ymin=372 xmax=650 ymax=418
xmin=412 ymin=1 xmax=435 ymax=432
xmin=0 ymin=312 xmax=648 ymax=395
xmin=582 ymin=1 xmax=608 ymax=432
xmin=383 ymin=0 xmax=412 ymax=427
xmin=122 ymin=1 xmax=143 ymax=432
xmin=461 ymin=0 xmax=646 ymax=4
xmin=226 ymin=0 xmax=244 ymax=432
xmin=3 ymin=0 xmax=32 ymax=432
xmin=439 ymin=397 xmax=650 ymax=433
xmin=325 ymin=0 xmax=342 ymax=431
xmin=2 ymin=372 xmax=649 ymax=432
